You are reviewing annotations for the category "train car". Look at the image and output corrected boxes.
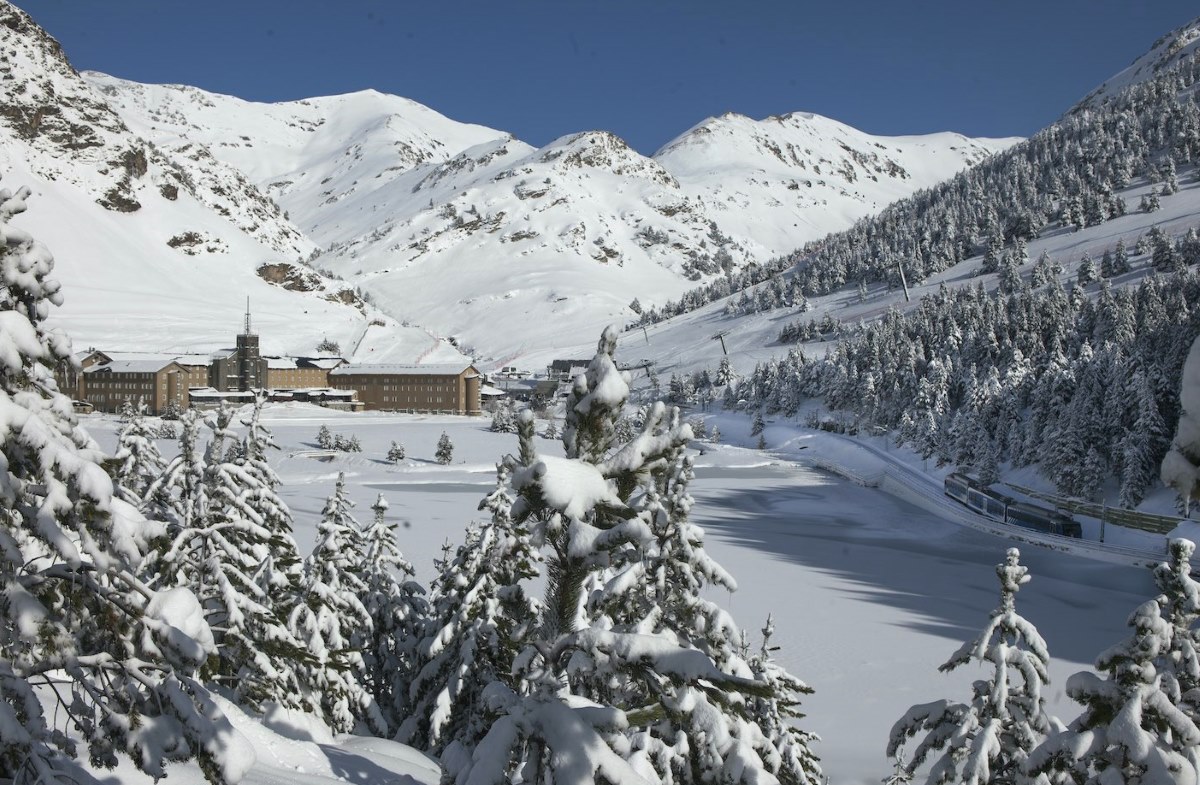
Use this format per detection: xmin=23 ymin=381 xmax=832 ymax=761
xmin=1005 ymin=502 xmax=1083 ymax=538
xmin=944 ymin=473 xmax=1082 ymax=538
xmin=944 ymin=473 xmax=1008 ymax=521
xmin=944 ymin=472 xmax=972 ymax=506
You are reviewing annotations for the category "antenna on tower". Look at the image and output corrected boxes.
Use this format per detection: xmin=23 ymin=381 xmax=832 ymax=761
xmin=244 ymin=297 xmax=252 ymax=335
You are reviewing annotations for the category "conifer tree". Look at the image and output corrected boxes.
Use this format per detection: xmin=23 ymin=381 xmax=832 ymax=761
xmin=717 ymin=356 xmax=735 ymax=386
xmin=1153 ymin=538 xmax=1200 ymax=714
xmin=889 ymin=549 xmax=1053 ymax=785
xmin=400 ymin=461 xmax=539 ymax=755
xmin=145 ymin=405 xmax=313 ymax=714
xmin=450 ymin=327 xmax=821 ymax=785
xmin=436 ymin=431 xmax=454 ymax=464
xmin=290 ymin=473 xmax=386 ymax=734
xmin=317 ymin=424 xmax=333 ymax=449
xmin=387 ymin=439 xmax=406 ymax=463
xmin=357 ymin=494 xmax=426 ymax=729
xmin=0 ymin=178 xmax=250 ymax=784
xmin=1027 ymin=596 xmax=1200 ymax=782
xmin=111 ymin=396 xmax=169 ymax=508
xmin=746 ymin=616 xmax=822 ymax=784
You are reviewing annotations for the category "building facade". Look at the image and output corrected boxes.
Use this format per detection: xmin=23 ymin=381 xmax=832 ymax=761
xmin=329 ymin=363 xmax=481 ymax=413
xmin=82 ymin=360 xmax=191 ymax=414
xmin=265 ymin=356 xmax=343 ymax=390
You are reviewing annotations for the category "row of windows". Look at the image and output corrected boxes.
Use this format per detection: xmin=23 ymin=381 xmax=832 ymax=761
xmin=382 ymin=395 xmax=447 ymax=404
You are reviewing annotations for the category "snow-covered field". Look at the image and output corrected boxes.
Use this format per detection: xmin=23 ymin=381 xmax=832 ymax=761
xmin=84 ymin=405 xmax=1156 ymax=784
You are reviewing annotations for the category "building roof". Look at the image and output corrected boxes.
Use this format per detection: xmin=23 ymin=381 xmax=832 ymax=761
xmin=305 ymin=357 xmax=345 ymax=370
xmin=173 ymin=354 xmax=212 ymax=367
xmin=330 ymin=363 xmax=474 ymax=377
xmin=265 ymin=356 xmax=345 ymax=370
xmin=84 ymin=359 xmax=187 ymax=374
xmin=93 ymin=351 xmax=211 ymax=368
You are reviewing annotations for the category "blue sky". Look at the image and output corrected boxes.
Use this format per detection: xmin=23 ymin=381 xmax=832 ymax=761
xmin=20 ymin=1 xmax=1200 ymax=153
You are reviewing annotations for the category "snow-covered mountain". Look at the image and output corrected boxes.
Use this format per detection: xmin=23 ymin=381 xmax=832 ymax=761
xmin=86 ymin=70 xmax=1016 ymax=361
xmin=656 ymin=111 xmax=1014 ymax=256
xmin=0 ymin=1 xmax=468 ymax=364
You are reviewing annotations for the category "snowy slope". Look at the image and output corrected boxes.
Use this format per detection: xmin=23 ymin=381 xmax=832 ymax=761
xmin=0 ymin=1 xmax=464 ymax=364
xmin=1073 ymin=14 xmax=1200 ymax=111
xmin=656 ymin=111 xmax=1016 ymax=256
xmin=90 ymin=73 xmax=1016 ymax=362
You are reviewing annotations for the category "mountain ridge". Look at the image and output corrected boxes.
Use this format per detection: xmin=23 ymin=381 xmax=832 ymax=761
xmin=87 ymin=69 xmax=1015 ymax=360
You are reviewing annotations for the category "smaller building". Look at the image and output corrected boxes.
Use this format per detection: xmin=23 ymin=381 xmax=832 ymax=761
xmin=83 ymin=359 xmax=191 ymax=414
xmin=329 ymin=363 xmax=481 ymax=413
xmin=547 ymin=358 xmax=591 ymax=381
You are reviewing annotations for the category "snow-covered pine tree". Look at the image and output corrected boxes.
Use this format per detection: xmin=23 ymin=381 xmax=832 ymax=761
xmin=592 ymin=445 xmax=822 ymax=784
xmin=238 ymin=395 xmax=305 ymax=616
xmin=751 ymin=410 xmax=766 ymax=436
xmin=110 ymin=396 xmax=169 ymax=508
xmin=491 ymin=399 xmax=519 ymax=433
xmin=158 ymin=418 xmax=178 ymax=439
xmin=436 ymin=431 xmax=454 ymax=464
xmin=716 ymin=356 xmax=735 ymax=386
xmin=1028 ymin=598 xmax=1200 ymax=781
xmin=399 ymin=460 xmax=539 ymax=757
xmin=450 ymin=327 xmax=819 ymax=785
xmin=745 ymin=616 xmax=822 ymax=784
xmin=387 ymin=440 xmax=406 ymax=463
xmin=1153 ymin=538 xmax=1200 ymax=716
xmin=317 ymin=424 xmax=333 ymax=449
xmin=290 ymin=473 xmax=386 ymax=734
xmin=144 ymin=405 xmax=312 ymax=714
xmin=0 ymin=178 xmax=251 ymax=784
xmin=357 ymin=493 xmax=427 ymax=729
xmin=889 ymin=548 xmax=1052 ymax=785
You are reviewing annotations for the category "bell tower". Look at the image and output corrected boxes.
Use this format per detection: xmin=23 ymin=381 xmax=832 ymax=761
xmin=236 ymin=297 xmax=262 ymax=391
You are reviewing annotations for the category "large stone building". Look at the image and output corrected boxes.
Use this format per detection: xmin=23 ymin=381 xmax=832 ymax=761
xmin=329 ymin=363 xmax=481 ymax=413
xmin=60 ymin=303 xmax=480 ymax=416
xmin=81 ymin=358 xmax=191 ymax=414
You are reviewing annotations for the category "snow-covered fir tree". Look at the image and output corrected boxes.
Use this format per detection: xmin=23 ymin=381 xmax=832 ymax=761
xmin=745 ymin=616 xmax=822 ymax=784
xmin=491 ymin=399 xmax=520 ymax=433
xmin=317 ymin=424 xmax=333 ymax=449
xmin=1027 ymin=597 xmax=1200 ymax=782
xmin=1153 ymin=538 xmax=1200 ymax=718
xmin=716 ymin=356 xmax=735 ymax=386
xmin=399 ymin=459 xmax=540 ymax=758
xmin=110 ymin=396 xmax=169 ymax=509
xmin=436 ymin=431 xmax=454 ymax=464
xmin=144 ymin=404 xmax=312 ymax=714
xmin=356 ymin=493 xmax=427 ymax=730
xmin=889 ymin=548 xmax=1052 ymax=785
xmin=0 ymin=177 xmax=251 ymax=784
xmin=387 ymin=440 xmax=406 ymax=463
xmin=448 ymin=327 xmax=821 ymax=785
xmin=290 ymin=473 xmax=386 ymax=734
